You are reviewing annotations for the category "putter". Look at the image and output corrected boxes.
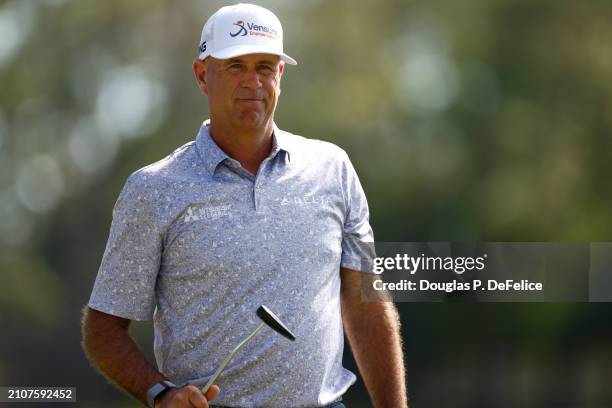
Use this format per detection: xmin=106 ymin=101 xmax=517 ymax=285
xmin=200 ymin=305 xmax=296 ymax=394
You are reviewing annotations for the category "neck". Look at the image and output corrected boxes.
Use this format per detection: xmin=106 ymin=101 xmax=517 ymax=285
xmin=208 ymin=119 xmax=274 ymax=176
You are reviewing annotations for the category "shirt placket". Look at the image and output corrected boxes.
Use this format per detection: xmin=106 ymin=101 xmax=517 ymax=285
xmin=253 ymin=160 xmax=269 ymax=212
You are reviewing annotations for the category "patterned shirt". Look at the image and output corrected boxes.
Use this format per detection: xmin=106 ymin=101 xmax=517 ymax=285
xmin=89 ymin=120 xmax=374 ymax=407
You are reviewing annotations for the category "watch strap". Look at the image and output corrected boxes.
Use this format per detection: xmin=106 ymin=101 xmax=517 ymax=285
xmin=146 ymin=380 xmax=176 ymax=408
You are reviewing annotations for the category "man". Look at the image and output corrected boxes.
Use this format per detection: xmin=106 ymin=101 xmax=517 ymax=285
xmin=81 ymin=4 xmax=407 ymax=408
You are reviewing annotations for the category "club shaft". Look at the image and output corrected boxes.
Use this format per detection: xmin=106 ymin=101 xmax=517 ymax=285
xmin=201 ymin=322 xmax=266 ymax=395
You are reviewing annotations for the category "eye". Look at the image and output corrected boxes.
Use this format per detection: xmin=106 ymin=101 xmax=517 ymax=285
xmin=258 ymin=65 xmax=274 ymax=73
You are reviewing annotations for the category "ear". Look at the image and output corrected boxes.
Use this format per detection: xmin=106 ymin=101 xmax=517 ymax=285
xmin=277 ymin=61 xmax=285 ymax=95
xmin=279 ymin=61 xmax=285 ymax=76
xmin=192 ymin=58 xmax=209 ymax=96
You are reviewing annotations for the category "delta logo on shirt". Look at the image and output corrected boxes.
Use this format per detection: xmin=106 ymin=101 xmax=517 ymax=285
xmin=230 ymin=20 xmax=278 ymax=39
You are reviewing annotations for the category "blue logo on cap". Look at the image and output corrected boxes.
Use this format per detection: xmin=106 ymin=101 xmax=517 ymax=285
xmin=230 ymin=21 xmax=248 ymax=37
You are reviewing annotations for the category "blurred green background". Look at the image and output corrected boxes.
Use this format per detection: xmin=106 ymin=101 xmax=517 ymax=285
xmin=1 ymin=0 xmax=612 ymax=407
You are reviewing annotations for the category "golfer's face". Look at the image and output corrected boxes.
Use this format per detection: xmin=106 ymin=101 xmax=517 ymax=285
xmin=205 ymin=54 xmax=284 ymax=129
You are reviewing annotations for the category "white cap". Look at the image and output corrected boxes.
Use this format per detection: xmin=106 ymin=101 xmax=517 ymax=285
xmin=198 ymin=3 xmax=297 ymax=65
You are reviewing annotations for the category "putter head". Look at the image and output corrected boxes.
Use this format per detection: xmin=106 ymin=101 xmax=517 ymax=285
xmin=256 ymin=305 xmax=296 ymax=341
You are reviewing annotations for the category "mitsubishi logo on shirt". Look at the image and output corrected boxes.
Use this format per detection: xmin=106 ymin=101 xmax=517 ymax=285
xmin=183 ymin=204 xmax=231 ymax=223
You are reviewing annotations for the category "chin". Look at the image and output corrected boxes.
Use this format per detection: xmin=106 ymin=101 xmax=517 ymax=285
xmin=236 ymin=112 xmax=267 ymax=128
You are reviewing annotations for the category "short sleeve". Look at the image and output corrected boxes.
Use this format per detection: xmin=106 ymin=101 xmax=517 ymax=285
xmin=340 ymin=154 xmax=376 ymax=273
xmin=88 ymin=173 xmax=163 ymax=320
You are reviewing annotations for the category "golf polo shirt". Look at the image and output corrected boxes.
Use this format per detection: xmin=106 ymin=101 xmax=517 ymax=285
xmin=88 ymin=120 xmax=375 ymax=407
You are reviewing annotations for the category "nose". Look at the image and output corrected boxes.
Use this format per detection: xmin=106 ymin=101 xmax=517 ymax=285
xmin=239 ymin=67 xmax=262 ymax=90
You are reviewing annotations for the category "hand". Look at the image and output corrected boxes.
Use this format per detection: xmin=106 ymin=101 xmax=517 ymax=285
xmin=155 ymin=384 xmax=220 ymax=408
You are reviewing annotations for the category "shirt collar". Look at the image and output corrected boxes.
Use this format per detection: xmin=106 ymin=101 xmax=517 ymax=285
xmin=196 ymin=120 xmax=292 ymax=176
xmin=272 ymin=122 xmax=293 ymax=164
xmin=195 ymin=120 xmax=231 ymax=176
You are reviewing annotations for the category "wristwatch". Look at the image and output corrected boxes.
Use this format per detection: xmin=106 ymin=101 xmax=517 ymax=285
xmin=146 ymin=380 xmax=176 ymax=408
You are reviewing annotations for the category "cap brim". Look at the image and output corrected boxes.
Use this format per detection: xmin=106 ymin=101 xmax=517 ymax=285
xmin=200 ymin=44 xmax=297 ymax=65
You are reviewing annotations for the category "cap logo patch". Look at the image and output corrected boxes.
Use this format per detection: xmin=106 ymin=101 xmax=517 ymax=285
xmin=229 ymin=20 xmax=278 ymax=39
xmin=230 ymin=20 xmax=248 ymax=37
